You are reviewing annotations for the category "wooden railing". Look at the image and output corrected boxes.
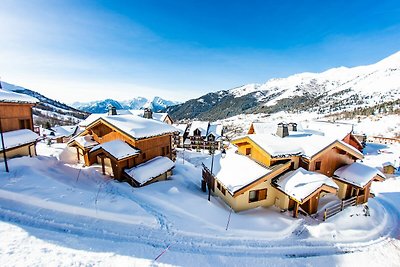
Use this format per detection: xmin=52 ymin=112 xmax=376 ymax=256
xmin=323 ymin=196 xmax=357 ymax=221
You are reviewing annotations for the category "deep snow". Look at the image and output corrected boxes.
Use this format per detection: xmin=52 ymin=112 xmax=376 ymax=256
xmin=0 ymin=140 xmax=399 ymax=266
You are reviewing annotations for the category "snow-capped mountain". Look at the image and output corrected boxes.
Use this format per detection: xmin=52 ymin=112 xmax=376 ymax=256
xmin=73 ymin=97 xmax=180 ymax=113
xmin=1 ymin=81 xmax=89 ymax=126
xmin=167 ymin=51 xmax=400 ymax=120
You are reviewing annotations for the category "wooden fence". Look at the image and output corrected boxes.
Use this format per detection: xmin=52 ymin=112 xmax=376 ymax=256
xmin=323 ymin=196 xmax=357 ymax=221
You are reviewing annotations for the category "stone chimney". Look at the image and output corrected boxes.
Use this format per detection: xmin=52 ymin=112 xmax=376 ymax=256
xmin=276 ymin=122 xmax=289 ymax=138
xmin=143 ymin=108 xmax=153 ymax=119
xmin=108 ymin=105 xmax=117 ymax=116
xmin=288 ymin=122 xmax=297 ymax=132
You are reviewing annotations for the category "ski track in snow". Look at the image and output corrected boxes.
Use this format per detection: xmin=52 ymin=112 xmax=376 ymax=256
xmin=0 ymin=186 xmax=399 ymax=260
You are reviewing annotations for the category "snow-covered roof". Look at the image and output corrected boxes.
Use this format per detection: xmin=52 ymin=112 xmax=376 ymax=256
xmin=202 ymin=149 xmax=272 ymax=194
xmin=90 ymin=140 xmax=140 ymax=160
xmin=249 ymin=122 xmax=277 ymax=134
xmin=0 ymin=129 xmax=38 ymax=151
xmin=79 ymin=114 xmax=103 ymax=127
xmin=239 ymin=131 xmax=363 ymax=159
xmin=173 ymin=124 xmax=188 ymax=136
xmin=124 ymin=156 xmax=174 ymax=185
xmin=299 ymin=121 xmax=353 ymax=141
xmin=244 ymin=134 xmax=304 ymax=157
xmin=188 ymin=121 xmax=209 ymax=137
xmin=72 ymin=135 xmax=99 ymax=148
xmin=207 ymin=123 xmax=223 ymax=138
xmin=96 ymin=115 xmax=176 ymax=139
xmin=43 ymin=125 xmax=78 ymax=138
xmin=129 ymin=110 xmax=169 ymax=122
xmin=382 ymin=161 xmax=395 ymax=167
xmin=334 ymin=162 xmax=385 ymax=188
xmin=275 ymin=168 xmax=338 ymax=203
xmin=0 ymin=89 xmax=39 ymax=104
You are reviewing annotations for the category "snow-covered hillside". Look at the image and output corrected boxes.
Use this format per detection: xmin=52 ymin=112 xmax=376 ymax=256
xmin=1 ymin=82 xmax=88 ymax=126
xmin=168 ymin=51 xmax=400 ymax=120
xmin=73 ymin=96 xmax=180 ymax=113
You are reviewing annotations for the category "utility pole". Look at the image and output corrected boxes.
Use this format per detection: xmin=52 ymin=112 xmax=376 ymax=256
xmin=0 ymin=79 xmax=9 ymax=172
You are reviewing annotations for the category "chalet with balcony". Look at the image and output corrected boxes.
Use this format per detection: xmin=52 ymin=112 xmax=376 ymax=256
xmin=68 ymin=108 xmax=176 ymax=187
xmin=187 ymin=121 xmax=224 ymax=151
xmin=0 ymin=86 xmax=39 ymax=159
xmin=203 ymin=122 xmax=382 ymax=218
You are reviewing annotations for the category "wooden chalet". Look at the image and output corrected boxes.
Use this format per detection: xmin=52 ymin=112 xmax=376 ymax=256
xmin=203 ymin=122 xmax=379 ymax=218
xmin=0 ymin=86 xmax=39 ymax=159
xmin=333 ymin=162 xmax=385 ymax=204
xmin=68 ymin=110 xmax=176 ymax=186
xmin=382 ymin=162 xmax=396 ymax=175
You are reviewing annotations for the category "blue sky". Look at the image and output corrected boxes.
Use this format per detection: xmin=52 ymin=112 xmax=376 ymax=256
xmin=1 ymin=0 xmax=400 ymax=103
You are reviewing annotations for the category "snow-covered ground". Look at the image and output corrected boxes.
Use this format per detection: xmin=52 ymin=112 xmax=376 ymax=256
xmin=0 ymin=140 xmax=399 ymax=266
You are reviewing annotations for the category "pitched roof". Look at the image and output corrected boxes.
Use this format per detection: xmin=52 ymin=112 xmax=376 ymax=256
xmin=90 ymin=140 xmax=140 ymax=160
xmin=188 ymin=121 xmax=209 ymax=137
xmin=275 ymin=168 xmax=338 ymax=203
xmin=202 ymin=149 xmax=273 ymax=194
xmin=0 ymin=129 xmax=38 ymax=151
xmin=333 ymin=162 xmax=385 ymax=188
xmin=236 ymin=131 xmax=363 ymax=159
xmin=173 ymin=123 xmax=188 ymax=136
xmin=124 ymin=156 xmax=174 ymax=186
xmin=72 ymin=135 xmax=99 ymax=148
xmin=0 ymin=89 xmax=39 ymax=104
xmin=81 ymin=114 xmax=176 ymax=140
xmin=207 ymin=123 xmax=223 ymax=138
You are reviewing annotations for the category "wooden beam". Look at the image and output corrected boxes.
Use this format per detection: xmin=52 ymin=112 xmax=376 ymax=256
xmin=101 ymin=156 xmax=105 ymax=175
xmin=293 ymin=202 xmax=299 ymax=218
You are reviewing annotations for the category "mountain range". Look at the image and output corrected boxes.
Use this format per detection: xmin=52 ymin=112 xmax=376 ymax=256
xmin=167 ymin=51 xmax=400 ymax=121
xmin=71 ymin=97 xmax=180 ymax=114
xmin=1 ymin=82 xmax=89 ymax=126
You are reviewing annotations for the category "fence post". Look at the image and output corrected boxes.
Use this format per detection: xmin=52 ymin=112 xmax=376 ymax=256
xmin=341 ymin=201 xmax=344 ymax=211
xmin=323 ymin=209 xmax=327 ymax=221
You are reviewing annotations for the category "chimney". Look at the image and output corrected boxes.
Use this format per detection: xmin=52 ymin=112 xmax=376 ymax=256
xmin=288 ymin=122 xmax=297 ymax=132
xmin=276 ymin=122 xmax=289 ymax=138
xmin=108 ymin=105 xmax=117 ymax=116
xmin=143 ymin=108 xmax=153 ymax=119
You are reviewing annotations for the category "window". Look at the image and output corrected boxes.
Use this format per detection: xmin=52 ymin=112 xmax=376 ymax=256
xmin=221 ymin=187 xmax=226 ymax=195
xmin=245 ymin=147 xmax=251 ymax=156
xmin=217 ymin=182 xmax=221 ymax=190
xmin=142 ymin=153 xmax=146 ymax=160
xmin=19 ymin=119 xmax=31 ymax=129
xmin=315 ymin=161 xmax=322 ymax=171
xmin=249 ymin=188 xmax=267 ymax=203
xmin=161 ymin=147 xmax=165 ymax=155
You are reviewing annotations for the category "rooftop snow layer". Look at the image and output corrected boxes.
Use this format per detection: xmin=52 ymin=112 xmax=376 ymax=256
xmin=276 ymin=168 xmax=338 ymax=203
xmin=81 ymin=114 xmax=176 ymax=139
xmin=334 ymin=162 xmax=385 ymax=187
xmin=202 ymin=149 xmax=272 ymax=194
xmin=246 ymin=134 xmax=304 ymax=157
xmin=125 ymin=156 xmax=174 ymax=185
xmin=0 ymin=89 xmax=39 ymax=104
xmin=90 ymin=140 xmax=140 ymax=160
xmin=173 ymin=123 xmax=188 ymax=136
xmin=188 ymin=121 xmax=209 ymax=137
xmin=0 ymin=129 xmax=38 ymax=151
xmin=73 ymin=135 xmax=98 ymax=148
xmin=207 ymin=123 xmax=223 ymax=138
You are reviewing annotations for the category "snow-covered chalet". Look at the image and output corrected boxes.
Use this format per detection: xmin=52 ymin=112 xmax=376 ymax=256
xmin=0 ymin=85 xmax=39 ymax=160
xmin=202 ymin=122 xmax=384 ymax=218
xmin=68 ymin=106 xmax=177 ymax=187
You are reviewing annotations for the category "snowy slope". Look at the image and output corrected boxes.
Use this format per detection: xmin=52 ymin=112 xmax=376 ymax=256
xmin=1 ymin=81 xmax=88 ymax=125
xmin=0 ymin=142 xmax=399 ymax=266
xmin=168 ymin=51 xmax=400 ymax=120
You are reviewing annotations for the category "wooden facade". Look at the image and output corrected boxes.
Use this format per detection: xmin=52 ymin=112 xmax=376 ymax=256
xmin=0 ymin=103 xmax=34 ymax=132
xmin=69 ymin=118 xmax=173 ymax=184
